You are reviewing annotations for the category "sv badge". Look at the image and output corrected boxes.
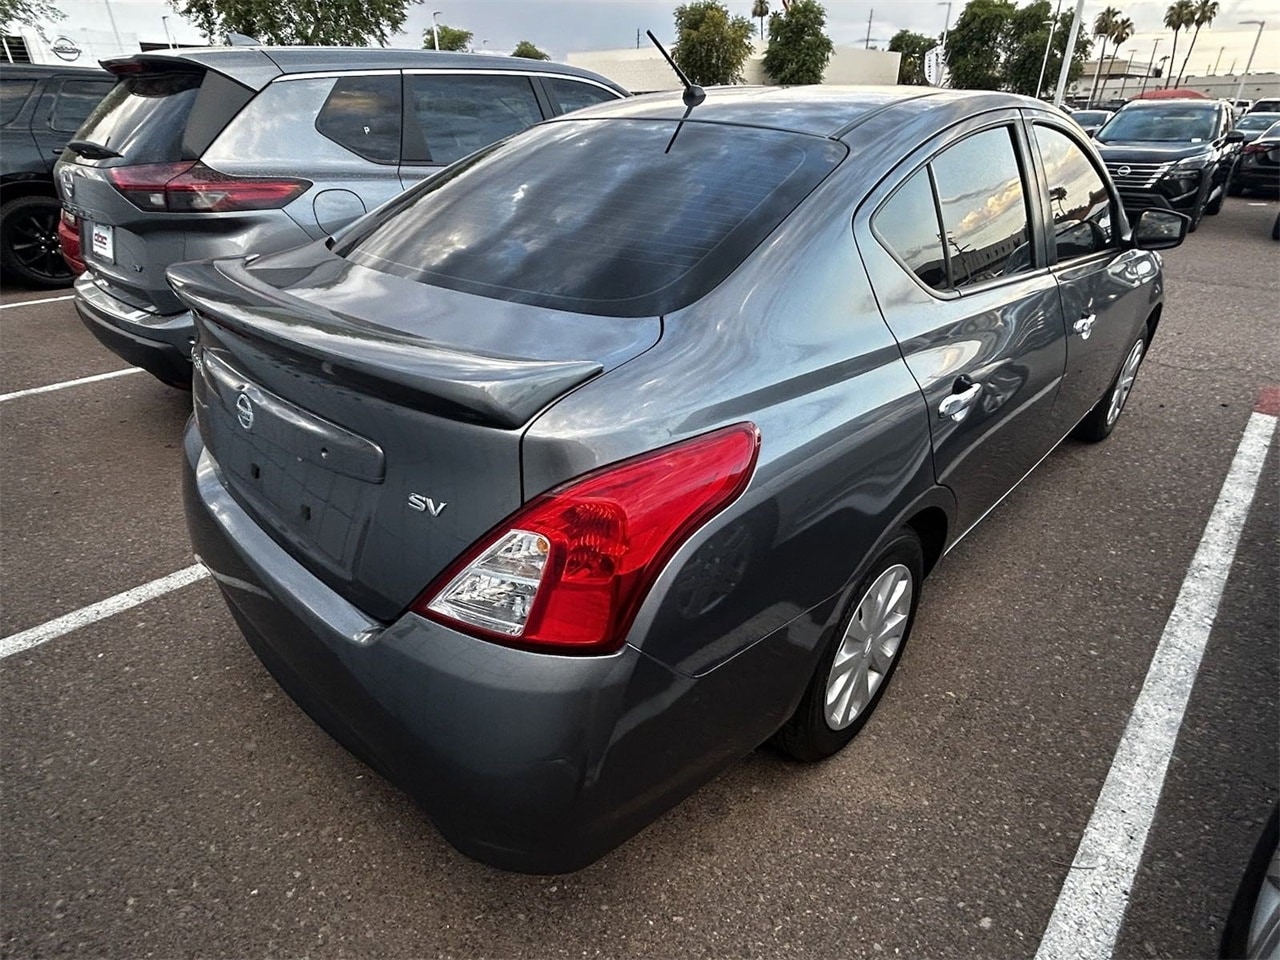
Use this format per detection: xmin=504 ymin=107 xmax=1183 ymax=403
xmin=407 ymin=493 xmax=447 ymax=516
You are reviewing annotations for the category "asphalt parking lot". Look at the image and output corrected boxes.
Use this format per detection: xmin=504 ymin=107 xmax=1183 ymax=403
xmin=1 ymin=198 xmax=1276 ymax=959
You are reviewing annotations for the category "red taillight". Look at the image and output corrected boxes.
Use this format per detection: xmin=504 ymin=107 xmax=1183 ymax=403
xmin=413 ymin=423 xmax=761 ymax=654
xmin=57 ymin=209 xmax=84 ymax=274
xmin=1243 ymin=142 xmax=1269 ymax=154
xmin=107 ymin=161 xmax=310 ymax=213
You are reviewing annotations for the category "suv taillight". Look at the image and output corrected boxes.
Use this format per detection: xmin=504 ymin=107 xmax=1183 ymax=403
xmin=412 ymin=424 xmax=761 ymax=654
xmin=107 ymin=161 xmax=310 ymax=213
xmin=1243 ymin=142 xmax=1269 ymax=154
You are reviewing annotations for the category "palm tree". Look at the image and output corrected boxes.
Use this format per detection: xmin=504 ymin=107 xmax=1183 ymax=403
xmin=1111 ymin=17 xmax=1136 ymax=99
xmin=1088 ymin=7 xmax=1120 ymax=108
xmin=1163 ymin=0 xmax=1195 ymax=88
xmin=751 ymin=0 xmax=769 ymax=41
xmin=1175 ymin=0 xmax=1218 ymax=88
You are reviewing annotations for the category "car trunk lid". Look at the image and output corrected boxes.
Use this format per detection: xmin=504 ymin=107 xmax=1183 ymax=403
xmin=170 ymin=249 xmax=661 ymax=620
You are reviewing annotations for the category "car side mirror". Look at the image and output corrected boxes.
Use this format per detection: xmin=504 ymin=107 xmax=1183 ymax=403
xmin=1132 ymin=209 xmax=1189 ymax=250
xmin=1224 ymin=129 xmax=1246 ymax=143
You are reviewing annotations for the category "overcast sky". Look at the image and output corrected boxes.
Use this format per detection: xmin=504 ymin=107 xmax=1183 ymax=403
xmin=33 ymin=0 xmax=1280 ymax=75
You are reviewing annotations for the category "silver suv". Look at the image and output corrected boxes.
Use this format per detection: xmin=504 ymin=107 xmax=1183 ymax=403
xmin=56 ymin=47 xmax=627 ymax=387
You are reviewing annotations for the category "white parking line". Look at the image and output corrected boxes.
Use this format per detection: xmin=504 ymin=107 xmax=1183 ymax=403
xmin=1035 ymin=408 xmax=1279 ymax=960
xmin=0 ymin=564 xmax=210 ymax=661
xmin=0 ymin=294 xmax=75 ymax=310
xmin=0 ymin=367 xmax=143 ymax=403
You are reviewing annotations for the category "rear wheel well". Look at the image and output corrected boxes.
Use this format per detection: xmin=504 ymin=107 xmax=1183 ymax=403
xmin=1145 ymin=304 xmax=1162 ymax=344
xmin=0 ymin=179 xmax=58 ymax=206
xmin=905 ymin=506 xmax=948 ymax=578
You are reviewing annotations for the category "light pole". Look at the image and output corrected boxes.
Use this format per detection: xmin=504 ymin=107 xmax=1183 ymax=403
xmin=431 ymin=10 xmax=442 ymax=50
xmin=1212 ymin=45 xmax=1224 ymax=76
xmin=1035 ymin=7 xmax=1060 ymax=100
xmin=938 ymin=1 xmax=952 ymax=50
xmin=102 ymin=0 xmax=123 ymax=50
xmin=1234 ymin=20 xmax=1265 ymax=106
xmin=1139 ymin=39 xmax=1160 ymax=95
xmin=1052 ymin=0 xmax=1086 ymax=108
xmin=161 ymin=14 xmax=175 ymax=49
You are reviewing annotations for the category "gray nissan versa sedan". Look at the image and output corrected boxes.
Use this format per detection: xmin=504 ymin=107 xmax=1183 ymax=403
xmin=55 ymin=47 xmax=626 ymax=387
xmin=173 ymin=86 xmax=1188 ymax=873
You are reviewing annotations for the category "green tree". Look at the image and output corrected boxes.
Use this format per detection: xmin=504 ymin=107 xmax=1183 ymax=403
xmin=1162 ymin=0 xmax=1195 ymax=88
xmin=888 ymin=29 xmax=936 ymax=86
xmin=751 ymin=0 xmax=768 ymax=41
xmin=1174 ymin=0 xmax=1217 ymax=88
xmin=762 ymin=0 xmax=834 ymax=85
xmin=425 ymin=22 xmax=472 ymax=51
xmin=1109 ymin=17 xmax=1135 ymax=98
xmin=172 ymin=0 xmax=418 ymax=46
xmin=1088 ymin=7 xmax=1120 ymax=107
xmin=945 ymin=0 xmax=1089 ymax=96
xmin=511 ymin=40 xmax=549 ymax=60
xmin=945 ymin=0 xmax=1014 ymax=91
xmin=672 ymin=1 xmax=754 ymax=86
xmin=0 ymin=0 xmax=63 ymax=38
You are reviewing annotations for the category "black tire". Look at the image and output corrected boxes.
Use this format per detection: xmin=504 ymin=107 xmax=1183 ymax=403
xmin=1273 ymin=213 xmax=1280 ymax=241
xmin=1073 ymin=328 xmax=1147 ymax=443
xmin=1206 ymin=173 xmax=1228 ymax=215
xmin=0 ymin=195 xmax=73 ymax=289
xmin=1187 ymin=196 xmax=1204 ymax=232
xmin=773 ymin=528 xmax=923 ymax=763
xmin=1220 ymin=806 xmax=1278 ymax=958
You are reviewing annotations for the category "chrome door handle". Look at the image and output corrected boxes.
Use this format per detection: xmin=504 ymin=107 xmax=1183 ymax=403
xmin=1074 ymin=314 xmax=1097 ymax=339
xmin=938 ymin=382 xmax=982 ymax=422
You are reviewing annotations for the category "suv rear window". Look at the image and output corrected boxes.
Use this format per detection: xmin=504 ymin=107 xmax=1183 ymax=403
xmin=75 ymin=71 xmax=203 ymax=161
xmin=338 ymin=119 xmax=846 ymax=317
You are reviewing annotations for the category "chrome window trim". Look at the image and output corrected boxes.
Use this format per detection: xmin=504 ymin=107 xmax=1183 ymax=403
xmin=274 ymin=69 xmax=619 ymax=98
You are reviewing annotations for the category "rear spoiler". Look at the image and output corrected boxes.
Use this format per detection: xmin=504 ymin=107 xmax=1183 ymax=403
xmin=100 ymin=49 xmax=281 ymax=91
xmin=167 ymin=259 xmax=603 ymax=430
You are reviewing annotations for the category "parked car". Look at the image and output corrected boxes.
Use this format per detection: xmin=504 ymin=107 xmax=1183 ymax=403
xmin=1248 ymin=99 xmax=1280 ymax=114
xmin=1071 ymin=108 xmax=1113 ymax=137
xmin=1233 ymin=112 xmax=1280 ymax=145
xmin=174 ymin=85 xmax=1187 ymax=872
xmin=0 ymin=62 xmax=114 ymax=288
xmin=1231 ymin=120 xmax=1280 ymax=197
xmin=1094 ymin=98 xmax=1243 ymax=230
xmin=56 ymin=47 xmax=627 ymax=388
xmin=1221 ymin=807 xmax=1279 ymax=958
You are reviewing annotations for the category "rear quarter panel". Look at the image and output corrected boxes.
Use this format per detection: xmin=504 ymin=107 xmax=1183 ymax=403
xmin=522 ymin=154 xmax=940 ymax=705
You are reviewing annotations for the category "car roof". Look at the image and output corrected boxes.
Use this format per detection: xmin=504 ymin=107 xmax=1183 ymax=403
xmin=102 ymin=46 xmax=627 ymax=94
xmin=550 ymin=85 xmax=1036 ymax=139
xmin=0 ymin=62 xmax=110 ymax=78
xmin=1119 ymin=98 xmax=1218 ymax=109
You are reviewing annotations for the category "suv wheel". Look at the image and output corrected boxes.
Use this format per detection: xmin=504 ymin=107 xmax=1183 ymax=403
xmin=0 ymin=195 xmax=73 ymax=289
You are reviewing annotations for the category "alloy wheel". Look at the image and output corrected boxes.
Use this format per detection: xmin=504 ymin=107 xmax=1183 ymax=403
xmin=8 ymin=206 xmax=70 ymax=283
xmin=1106 ymin=339 xmax=1145 ymax=428
xmin=824 ymin=563 xmax=913 ymax=731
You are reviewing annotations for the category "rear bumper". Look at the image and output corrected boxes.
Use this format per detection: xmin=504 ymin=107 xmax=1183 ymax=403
xmin=182 ymin=424 xmax=764 ymax=873
xmin=75 ymin=273 xmax=194 ymax=386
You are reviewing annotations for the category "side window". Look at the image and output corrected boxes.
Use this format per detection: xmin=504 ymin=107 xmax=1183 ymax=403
xmin=1031 ymin=124 xmax=1114 ymax=262
xmin=930 ymin=126 xmax=1034 ymax=289
xmin=545 ymin=78 xmax=618 ymax=115
xmin=0 ymin=77 xmax=35 ymax=125
xmin=50 ymin=78 xmax=115 ymax=133
xmin=403 ymin=74 xmax=543 ymax=166
xmin=874 ymin=167 xmax=948 ymax=290
xmin=315 ymin=75 xmax=401 ymax=164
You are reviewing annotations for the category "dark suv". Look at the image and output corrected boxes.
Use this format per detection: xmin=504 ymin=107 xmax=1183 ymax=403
xmin=1 ymin=63 xmax=114 ymax=287
xmin=1094 ymin=98 xmax=1244 ymax=230
xmin=55 ymin=48 xmax=627 ymax=388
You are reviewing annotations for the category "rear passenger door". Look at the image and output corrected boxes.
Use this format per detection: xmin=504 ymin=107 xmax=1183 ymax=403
xmin=1024 ymin=117 xmax=1154 ymax=434
xmin=32 ymin=75 xmax=115 ymax=162
xmin=855 ymin=113 xmax=1068 ymax=539
xmin=399 ymin=72 xmax=546 ymax=188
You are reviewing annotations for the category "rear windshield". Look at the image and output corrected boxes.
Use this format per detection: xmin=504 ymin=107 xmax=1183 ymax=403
xmin=336 ymin=119 xmax=846 ymax=317
xmin=75 ymin=70 xmax=202 ymax=162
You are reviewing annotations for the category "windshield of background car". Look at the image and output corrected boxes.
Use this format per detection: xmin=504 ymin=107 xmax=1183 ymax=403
xmin=1073 ymin=111 xmax=1108 ymax=125
xmin=1097 ymin=105 xmax=1217 ymax=143
xmin=74 ymin=70 xmax=202 ymax=162
xmin=1264 ymin=122 xmax=1280 ymax=140
xmin=335 ymin=119 xmax=847 ymax=317
xmin=1237 ymin=113 xmax=1280 ymax=131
